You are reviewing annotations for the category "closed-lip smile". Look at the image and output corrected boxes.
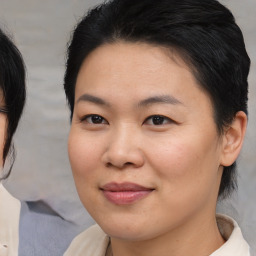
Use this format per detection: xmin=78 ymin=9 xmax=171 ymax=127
xmin=101 ymin=182 xmax=154 ymax=205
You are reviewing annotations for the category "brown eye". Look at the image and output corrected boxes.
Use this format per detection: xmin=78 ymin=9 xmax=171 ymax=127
xmin=144 ymin=115 xmax=172 ymax=125
xmin=152 ymin=116 xmax=165 ymax=125
xmin=83 ymin=114 xmax=108 ymax=124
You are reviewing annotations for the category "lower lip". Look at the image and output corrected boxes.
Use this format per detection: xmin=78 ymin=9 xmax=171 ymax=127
xmin=102 ymin=190 xmax=152 ymax=205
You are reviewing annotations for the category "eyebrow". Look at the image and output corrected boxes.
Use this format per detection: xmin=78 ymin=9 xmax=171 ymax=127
xmin=138 ymin=95 xmax=183 ymax=107
xmin=76 ymin=94 xmax=110 ymax=106
xmin=76 ymin=93 xmax=183 ymax=108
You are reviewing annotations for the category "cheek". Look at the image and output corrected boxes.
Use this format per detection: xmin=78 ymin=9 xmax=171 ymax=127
xmin=68 ymin=130 xmax=104 ymax=211
xmin=146 ymin=133 xmax=221 ymax=195
xmin=146 ymin=138 xmax=221 ymax=223
xmin=68 ymin=130 xmax=101 ymax=182
xmin=146 ymin=137 xmax=197 ymax=175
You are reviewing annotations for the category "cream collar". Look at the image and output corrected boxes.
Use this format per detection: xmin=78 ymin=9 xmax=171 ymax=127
xmin=0 ymin=183 xmax=20 ymax=256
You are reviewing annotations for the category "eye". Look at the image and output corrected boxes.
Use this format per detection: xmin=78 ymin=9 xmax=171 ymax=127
xmin=82 ymin=114 xmax=108 ymax=124
xmin=144 ymin=115 xmax=173 ymax=125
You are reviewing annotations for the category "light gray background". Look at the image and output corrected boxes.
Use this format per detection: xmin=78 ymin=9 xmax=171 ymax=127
xmin=0 ymin=0 xmax=255 ymax=254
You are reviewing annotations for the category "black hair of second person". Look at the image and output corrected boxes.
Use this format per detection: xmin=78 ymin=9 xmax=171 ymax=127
xmin=64 ymin=0 xmax=250 ymax=199
xmin=0 ymin=28 xmax=26 ymax=179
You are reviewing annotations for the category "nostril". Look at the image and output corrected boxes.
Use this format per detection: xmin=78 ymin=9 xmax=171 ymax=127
xmin=105 ymin=161 xmax=134 ymax=169
xmin=102 ymin=148 xmax=145 ymax=169
xmin=106 ymin=162 xmax=112 ymax=168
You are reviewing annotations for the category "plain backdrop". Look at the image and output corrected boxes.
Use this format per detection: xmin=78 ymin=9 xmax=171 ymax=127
xmin=0 ymin=0 xmax=255 ymax=254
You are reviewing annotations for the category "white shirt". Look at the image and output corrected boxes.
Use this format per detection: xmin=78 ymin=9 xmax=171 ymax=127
xmin=64 ymin=214 xmax=251 ymax=256
xmin=0 ymin=183 xmax=20 ymax=256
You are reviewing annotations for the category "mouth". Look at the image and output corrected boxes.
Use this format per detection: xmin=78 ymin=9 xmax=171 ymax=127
xmin=100 ymin=182 xmax=154 ymax=205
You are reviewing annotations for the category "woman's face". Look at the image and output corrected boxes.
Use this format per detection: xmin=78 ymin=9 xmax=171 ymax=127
xmin=68 ymin=42 xmax=225 ymax=241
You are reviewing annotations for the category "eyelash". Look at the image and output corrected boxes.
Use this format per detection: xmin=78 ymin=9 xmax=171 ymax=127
xmin=81 ymin=114 xmax=109 ymax=125
xmin=143 ymin=115 xmax=173 ymax=126
xmin=81 ymin=114 xmax=173 ymax=126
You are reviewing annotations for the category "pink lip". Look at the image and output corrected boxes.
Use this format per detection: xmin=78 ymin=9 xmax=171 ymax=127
xmin=101 ymin=182 xmax=154 ymax=205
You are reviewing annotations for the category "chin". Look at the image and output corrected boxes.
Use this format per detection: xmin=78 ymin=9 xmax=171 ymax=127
xmin=98 ymin=218 xmax=154 ymax=241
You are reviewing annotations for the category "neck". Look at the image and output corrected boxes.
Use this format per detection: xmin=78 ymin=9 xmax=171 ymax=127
xmin=110 ymin=212 xmax=225 ymax=256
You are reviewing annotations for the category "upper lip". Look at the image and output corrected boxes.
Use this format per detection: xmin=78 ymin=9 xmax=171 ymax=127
xmin=101 ymin=182 xmax=153 ymax=192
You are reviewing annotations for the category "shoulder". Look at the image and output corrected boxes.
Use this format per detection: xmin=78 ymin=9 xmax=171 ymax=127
xmin=0 ymin=183 xmax=20 ymax=213
xmin=64 ymin=224 xmax=109 ymax=256
xmin=211 ymin=214 xmax=251 ymax=256
xmin=0 ymin=184 xmax=20 ymax=256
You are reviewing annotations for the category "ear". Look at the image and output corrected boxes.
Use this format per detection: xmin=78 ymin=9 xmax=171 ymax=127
xmin=220 ymin=111 xmax=247 ymax=167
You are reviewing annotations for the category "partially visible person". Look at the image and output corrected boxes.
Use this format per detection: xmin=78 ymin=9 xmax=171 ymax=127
xmin=0 ymin=27 xmax=84 ymax=256
xmin=0 ymin=27 xmax=26 ymax=256
xmin=63 ymin=0 xmax=251 ymax=255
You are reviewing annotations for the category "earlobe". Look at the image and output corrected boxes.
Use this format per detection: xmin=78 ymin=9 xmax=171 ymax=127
xmin=220 ymin=111 xmax=247 ymax=167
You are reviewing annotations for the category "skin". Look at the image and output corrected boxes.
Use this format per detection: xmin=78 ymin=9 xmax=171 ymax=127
xmin=0 ymin=91 xmax=7 ymax=167
xmin=68 ymin=42 xmax=247 ymax=256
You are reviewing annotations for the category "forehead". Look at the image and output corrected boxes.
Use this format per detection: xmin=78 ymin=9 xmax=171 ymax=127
xmin=76 ymin=42 xmax=200 ymax=94
xmin=81 ymin=41 xmax=193 ymax=73
xmin=74 ymin=42 xmax=215 ymax=122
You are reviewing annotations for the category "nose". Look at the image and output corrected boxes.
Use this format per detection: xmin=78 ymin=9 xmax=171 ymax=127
xmin=101 ymin=125 xmax=145 ymax=169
